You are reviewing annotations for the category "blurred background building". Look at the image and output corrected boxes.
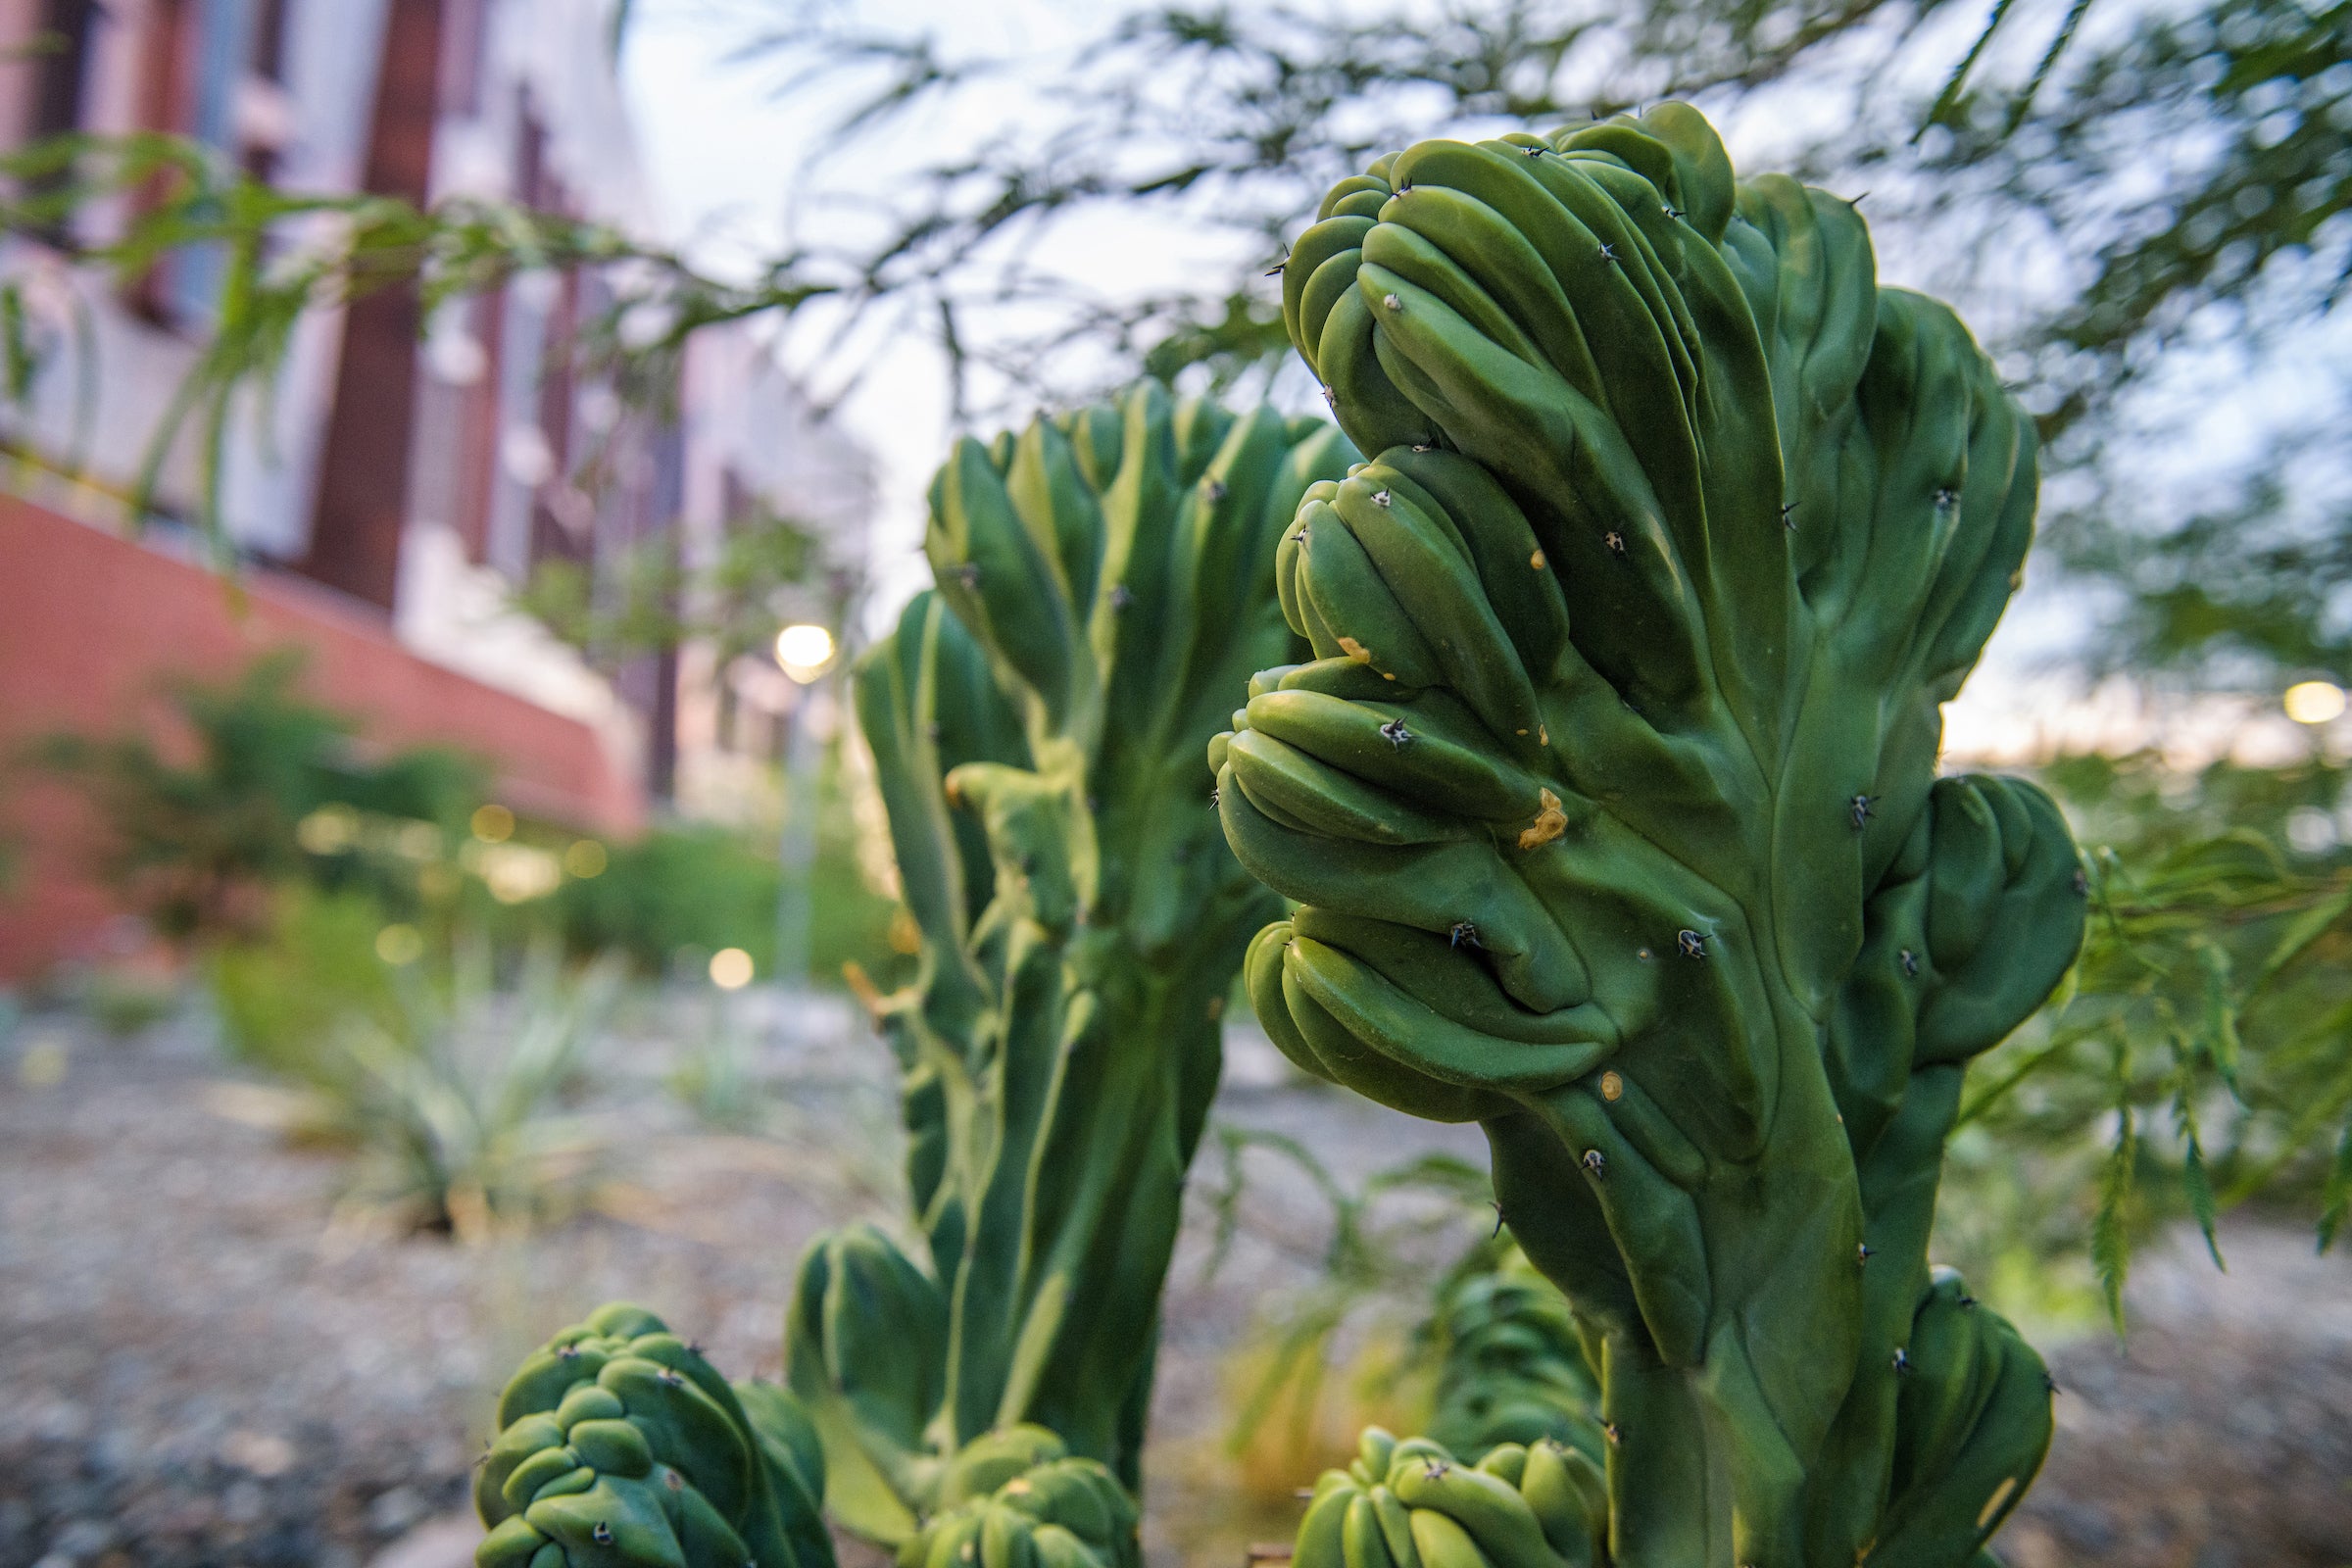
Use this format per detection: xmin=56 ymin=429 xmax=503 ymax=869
xmin=0 ymin=0 xmax=874 ymax=974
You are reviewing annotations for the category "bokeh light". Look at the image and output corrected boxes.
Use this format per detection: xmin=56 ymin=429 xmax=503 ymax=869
xmin=710 ymin=947 xmax=756 ymax=990
xmin=776 ymin=623 xmax=836 ymax=683
xmin=374 ymin=924 xmax=424 ymax=965
xmin=2283 ymin=681 xmax=2346 ymax=724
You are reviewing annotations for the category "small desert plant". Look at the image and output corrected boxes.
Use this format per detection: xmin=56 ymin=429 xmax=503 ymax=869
xmin=211 ymin=899 xmax=619 ymax=1239
xmin=326 ymin=939 xmax=621 ymax=1238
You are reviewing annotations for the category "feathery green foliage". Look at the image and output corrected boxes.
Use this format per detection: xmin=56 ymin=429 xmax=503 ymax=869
xmin=785 ymin=383 xmax=1356 ymax=1544
xmin=478 ymin=1304 xmax=833 ymax=1568
xmin=1215 ymin=105 xmax=2082 ymax=1566
xmin=1933 ymin=752 xmax=2352 ymax=1322
xmin=1199 ymin=1128 xmax=1493 ymax=1457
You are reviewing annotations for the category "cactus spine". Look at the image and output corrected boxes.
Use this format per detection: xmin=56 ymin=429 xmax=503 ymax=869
xmin=792 ymin=383 xmax=1358 ymax=1544
xmin=1220 ymin=106 xmax=2084 ymax=1568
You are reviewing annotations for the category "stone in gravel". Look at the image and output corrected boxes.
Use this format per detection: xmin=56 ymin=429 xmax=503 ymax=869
xmin=367 ymin=1510 xmax=480 ymax=1568
xmin=46 ymin=1517 xmax=113 ymax=1561
xmin=368 ymin=1486 xmax=426 ymax=1535
xmin=220 ymin=1429 xmax=296 ymax=1478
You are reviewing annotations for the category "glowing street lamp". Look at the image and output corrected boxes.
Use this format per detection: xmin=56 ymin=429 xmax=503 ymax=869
xmin=776 ymin=623 xmax=835 ymax=684
xmin=772 ymin=621 xmax=839 ymax=986
xmin=2284 ymin=680 xmax=2346 ymax=725
xmin=710 ymin=947 xmax=756 ymax=990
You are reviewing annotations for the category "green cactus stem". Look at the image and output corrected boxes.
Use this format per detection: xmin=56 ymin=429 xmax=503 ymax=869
xmin=789 ymin=383 xmax=1358 ymax=1544
xmin=1222 ymin=106 xmax=2083 ymax=1568
xmin=476 ymin=1304 xmax=833 ymax=1568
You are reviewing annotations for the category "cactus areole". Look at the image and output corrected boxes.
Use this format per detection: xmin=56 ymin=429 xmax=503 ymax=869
xmin=1217 ymin=105 xmax=2085 ymax=1568
xmin=790 ymin=384 xmax=1357 ymax=1544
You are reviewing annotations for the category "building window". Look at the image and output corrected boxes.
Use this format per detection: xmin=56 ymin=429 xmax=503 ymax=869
xmin=26 ymin=0 xmax=100 ymax=142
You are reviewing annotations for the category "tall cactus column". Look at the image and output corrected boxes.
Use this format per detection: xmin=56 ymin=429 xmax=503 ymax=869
xmin=1219 ymin=107 xmax=2083 ymax=1568
xmin=792 ymin=383 xmax=1358 ymax=1544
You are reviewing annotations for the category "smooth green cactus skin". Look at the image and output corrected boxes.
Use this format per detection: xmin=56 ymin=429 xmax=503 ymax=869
xmin=790 ymin=383 xmax=1358 ymax=1544
xmin=1227 ymin=106 xmax=2083 ymax=1568
xmin=1425 ymin=1246 xmax=1602 ymax=1465
xmin=896 ymin=1426 xmax=1141 ymax=1568
xmin=1296 ymin=1428 xmax=1607 ymax=1568
xmin=476 ymin=1304 xmax=832 ymax=1568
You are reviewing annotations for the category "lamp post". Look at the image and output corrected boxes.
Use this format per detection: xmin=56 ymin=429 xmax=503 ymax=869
xmin=773 ymin=623 xmax=836 ymax=986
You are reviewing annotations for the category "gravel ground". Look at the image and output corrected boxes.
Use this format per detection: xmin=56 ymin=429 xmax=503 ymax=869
xmin=2 ymin=1001 xmax=2346 ymax=1568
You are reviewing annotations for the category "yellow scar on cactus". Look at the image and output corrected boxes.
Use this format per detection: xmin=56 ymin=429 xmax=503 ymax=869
xmin=1517 ymin=788 xmax=1568 ymax=850
xmin=1337 ymin=636 xmax=1373 ymax=663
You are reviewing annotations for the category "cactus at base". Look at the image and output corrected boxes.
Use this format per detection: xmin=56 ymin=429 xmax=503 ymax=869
xmin=896 ymin=1426 xmax=1141 ymax=1568
xmin=1296 ymin=1428 xmax=1607 ymax=1568
xmin=476 ymin=1304 xmax=832 ymax=1568
xmin=791 ymin=383 xmax=1358 ymax=1544
xmin=1424 ymin=1244 xmax=1601 ymax=1465
xmin=1225 ymin=105 xmax=2082 ymax=1567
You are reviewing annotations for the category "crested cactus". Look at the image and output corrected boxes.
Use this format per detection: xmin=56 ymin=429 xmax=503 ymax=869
xmin=1297 ymin=1429 xmax=1608 ymax=1568
xmin=792 ymin=382 xmax=1358 ymax=1543
xmin=1218 ymin=105 xmax=2085 ymax=1567
xmin=1424 ymin=1244 xmax=1601 ymax=1465
xmin=476 ymin=1304 xmax=832 ymax=1568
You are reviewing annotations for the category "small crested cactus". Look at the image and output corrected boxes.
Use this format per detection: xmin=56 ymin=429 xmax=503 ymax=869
xmin=895 ymin=1426 xmax=1141 ymax=1568
xmin=1424 ymin=1245 xmax=1601 ymax=1465
xmin=791 ymin=382 xmax=1358 ymax=1543
xmin=1219 ymin=106 xmax=2085 ymax=1567
xmin=476 ymin=1304 xmax=832 ymax=1568
xmin=1297 ymin=1428 xmax=1608 ymax=1568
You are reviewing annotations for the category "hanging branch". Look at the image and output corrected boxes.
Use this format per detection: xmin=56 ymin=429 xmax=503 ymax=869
xmin=0 ymin=131 xmax=834 ymax=538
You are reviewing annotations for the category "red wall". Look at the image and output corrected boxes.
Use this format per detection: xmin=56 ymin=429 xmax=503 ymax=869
xmin=0 ymin=494 xmax=643 ymax=978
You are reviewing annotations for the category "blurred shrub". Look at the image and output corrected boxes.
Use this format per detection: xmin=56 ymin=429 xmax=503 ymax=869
xmin=554 ymin=822 xmax=777 ymax=970
xmin=551 ymin=759 xmax=898 ymax=988
xmin=26 ymin=651 xmax=900 ymax=990
xmin=76 ymin=967 xmax=182 ymax=1039
xmin=208 ymin=887 xmax=404 ymax=1089
xmin=27 ymin=651 xmax=484 ymax=943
